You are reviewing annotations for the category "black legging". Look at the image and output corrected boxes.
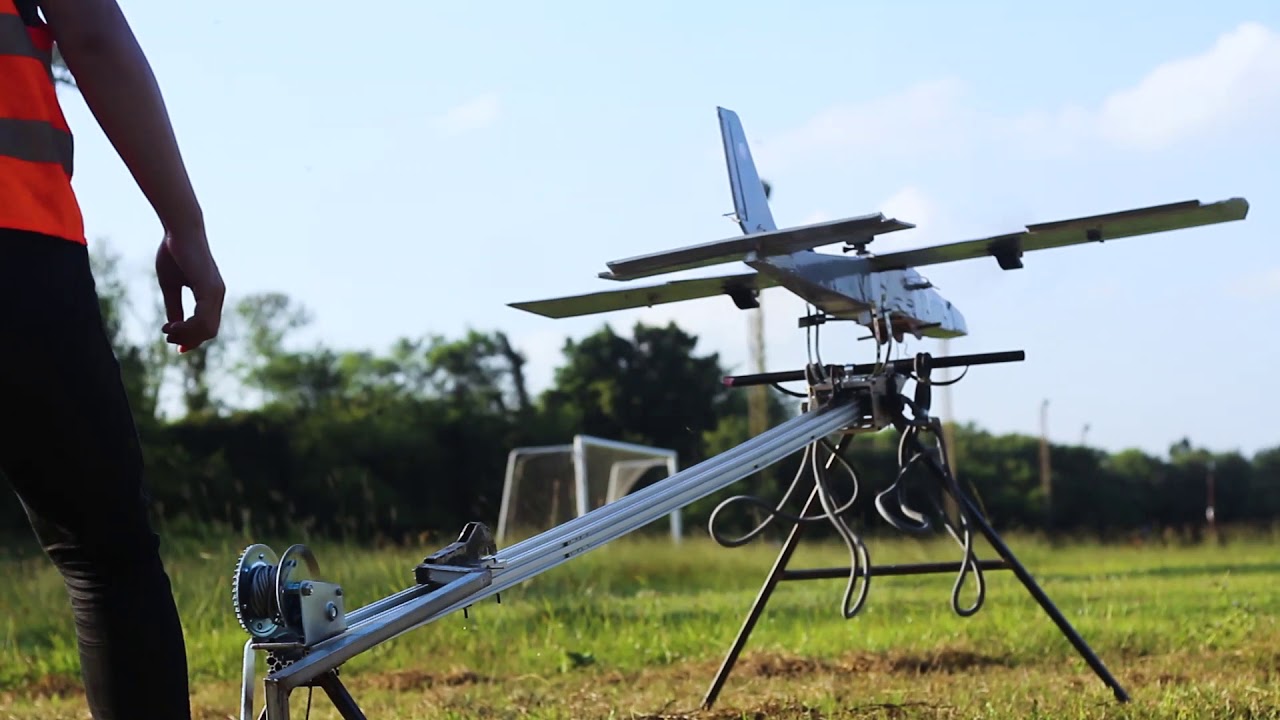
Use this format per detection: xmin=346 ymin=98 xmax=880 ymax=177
xmin=0 ymin=228 xmax=191 ymax=720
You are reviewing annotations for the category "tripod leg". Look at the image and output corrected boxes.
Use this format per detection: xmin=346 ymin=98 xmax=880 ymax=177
xmin=926 ymin=453 xmax=1130 ymax=702
xmin=315 ymin=671 xmax=369 ymax=720
xmin=702 ymin=483 xmax=821 ymax=710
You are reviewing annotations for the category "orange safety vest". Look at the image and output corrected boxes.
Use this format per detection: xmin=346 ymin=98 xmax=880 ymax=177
xmin=0 ymin=0 xmax=84 ymax=244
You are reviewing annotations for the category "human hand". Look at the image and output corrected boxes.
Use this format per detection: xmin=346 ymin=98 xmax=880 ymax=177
xmin=155 ymin=230 xmax=225 ymax=353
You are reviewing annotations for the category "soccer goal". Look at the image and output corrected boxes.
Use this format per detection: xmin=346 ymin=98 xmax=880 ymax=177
xmin=496 ymin=435 xmax=681 ymax=544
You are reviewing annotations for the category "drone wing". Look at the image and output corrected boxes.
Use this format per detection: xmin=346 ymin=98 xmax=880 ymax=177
xmin=600 ymin=213 xmax=914 ymax=282
xmin=865 ymin=197 xmax=1249 ymax=272
xmin=509 ymin=271 xmax=779 ymax=319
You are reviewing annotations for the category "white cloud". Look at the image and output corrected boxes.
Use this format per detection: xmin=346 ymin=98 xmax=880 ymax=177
xmin=1095 ymin=22 xmax=1280 ymax=150
xmin=1004 ymin=104 xmax=1095 ymax=158
xmin=759 ymin=22 xmax=1280 ymax=165
xmin=804 ymin=187 xmax=936 ymax=247
xmin=880 ymin=186 xmax=934 ymax=231
xmin=800 ymin=209 xmax=832 ymax=225
xmin=511 ymin=325 xmax=570 ymax=394
xmin=1230 ymin=266 xmax=1280 ymax=298
xmin=432 ymin=92 xmax=501 ymax=135
xmin=753 ymin=78 xmax=977 ymax=168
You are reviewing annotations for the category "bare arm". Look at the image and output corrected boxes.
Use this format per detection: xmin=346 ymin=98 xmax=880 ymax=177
xmin=38 ymin=0 xmax=205 ymax=240
xmin=40 ymin=0 xmax=225 ymax=351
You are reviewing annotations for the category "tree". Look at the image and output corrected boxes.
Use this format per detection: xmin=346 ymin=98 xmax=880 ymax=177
xmin=425 ymin=329 xmax=531 ymax=416
xmin=1251 ymin=446 xmax=1280 ymax=521
xmin=233 ymin=292 xmax=314 ymax=405
xmin=542 ymin=322 xmax=732 ymax=464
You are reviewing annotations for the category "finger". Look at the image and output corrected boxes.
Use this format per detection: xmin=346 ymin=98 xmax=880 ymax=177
xmin=160 ymin=281 xmax=185 ymax=331
xmin=165 ymin=319 xmax=214 ymax=351
xmin=165 ymin=325 xmax=199 ymax=347
xmin=168 ymin=334 xmax=203 ymax=354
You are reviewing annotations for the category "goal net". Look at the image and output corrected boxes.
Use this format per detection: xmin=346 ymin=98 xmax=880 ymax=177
xmin=497 ymin=435 xmax=680 ymax=544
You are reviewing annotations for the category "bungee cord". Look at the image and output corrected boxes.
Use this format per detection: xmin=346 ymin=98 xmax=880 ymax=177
xmin=708 ymin=322 xmax=993 ymax=621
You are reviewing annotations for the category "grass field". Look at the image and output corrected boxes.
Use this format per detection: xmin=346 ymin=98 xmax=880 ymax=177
xmin=1 ymin=526 xmax=1277 ymax=719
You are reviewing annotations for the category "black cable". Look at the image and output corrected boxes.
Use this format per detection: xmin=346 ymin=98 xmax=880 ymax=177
xmin=813 ymin=436 xmax=871 ymax=618
xmin=707 ymin=436 xmax=859 ymax=547
xmin=770 ymin=382 xmax=807 ymax=398
xmin=708 ymin=433 xmax=873 ymax=619
xmin=884 ymin=389 xmax=988 ymax=617
xmin=707 ymin=351 xmax=994 ymax=622
xmin=245 ymin=563 xmax=280 ymax=620
xmin=908 ymin=364 xmax=970 ymax=387
xmin=901 ymin=422 xmax=987 ymax=617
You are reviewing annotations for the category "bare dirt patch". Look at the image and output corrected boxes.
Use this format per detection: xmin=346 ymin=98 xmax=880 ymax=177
xmin=721 ymin=647 xmax=1013 ymax=680
xmin=358 ymin=666 xmax=490 ymax=691
xmin=631 ymin=698 xmax=952 ymax=720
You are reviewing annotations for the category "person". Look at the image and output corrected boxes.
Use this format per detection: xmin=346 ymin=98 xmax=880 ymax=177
xmin=0 ymin=0 xmax=225 ymax=717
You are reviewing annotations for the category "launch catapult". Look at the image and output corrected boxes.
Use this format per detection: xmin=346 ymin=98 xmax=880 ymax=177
xmin=229 ymin=108 xmax=1250 ymax=719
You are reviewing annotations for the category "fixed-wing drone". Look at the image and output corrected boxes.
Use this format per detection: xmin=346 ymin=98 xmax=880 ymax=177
xmin=510 ymin=107 xmax=1249 ymax=342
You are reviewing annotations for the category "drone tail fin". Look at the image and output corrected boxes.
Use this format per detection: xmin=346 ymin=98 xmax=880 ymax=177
xmin=718 ymin=107 xmax=777 ymax=235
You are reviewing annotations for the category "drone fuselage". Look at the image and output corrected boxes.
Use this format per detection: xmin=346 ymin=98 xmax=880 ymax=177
xmin=748 ymin=249 xmax=967 ymax=340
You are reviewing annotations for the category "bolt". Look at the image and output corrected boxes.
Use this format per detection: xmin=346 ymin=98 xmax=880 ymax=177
xmin=326 ymin=602 xmax=338 ymax=621
xmin=301 ymin=583 xmax=314 ymax=596
xmin=335 ymin=587 xmax=343 ymax=596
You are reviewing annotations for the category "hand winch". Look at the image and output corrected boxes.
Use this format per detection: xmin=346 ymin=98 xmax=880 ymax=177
xmin=232 ymin=543 xmax=347 ymax=648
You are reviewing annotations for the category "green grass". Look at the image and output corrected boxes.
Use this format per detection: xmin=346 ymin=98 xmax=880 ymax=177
xmin=1 ymin=527 xmax=1278 ymax=718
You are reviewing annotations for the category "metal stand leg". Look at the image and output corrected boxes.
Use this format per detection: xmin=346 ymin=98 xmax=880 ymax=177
xmin=702 ymin=482 xmax=821 ymax=710
xmin=915 ymin=440 xmax=1131 ymax=702
xmin=702 ymin=452 xmax=1014 ymax=710
xmin=256 ymin=668 xmax=370 ymax=720
xmin=314 ymin=671 xmax=369 ymax=720
xmin=703 ymin=427 xmax=1128 ymax=708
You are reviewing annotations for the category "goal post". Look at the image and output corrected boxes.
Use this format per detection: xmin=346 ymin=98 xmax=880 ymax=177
xmin=607 ymin=458 xmax=672 ymax=505
xmin=496 ymin=443 xmax=573 ymax=546
xmin=497 ymin=435 xmax=681 ymax=545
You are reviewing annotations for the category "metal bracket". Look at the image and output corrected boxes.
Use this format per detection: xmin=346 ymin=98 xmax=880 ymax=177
xmin=989 ymin=235 xmax=1024 ymax=270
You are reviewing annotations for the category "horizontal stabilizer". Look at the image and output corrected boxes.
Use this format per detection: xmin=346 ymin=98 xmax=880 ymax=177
xmin=866 ymin=197 xmax=1249 ymax=272
xmin=601 ymin=213 xmax=915 ymax=282
xmin=509 ymin=272 xmax=779 ymax=319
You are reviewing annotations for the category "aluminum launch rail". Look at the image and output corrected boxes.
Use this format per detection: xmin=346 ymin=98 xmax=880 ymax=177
xmin=245 ymin=393 xmax=864 ymax=720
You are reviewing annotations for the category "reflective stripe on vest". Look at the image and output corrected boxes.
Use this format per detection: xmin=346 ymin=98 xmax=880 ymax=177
xmin=0 ymin=0 xmax=84 ymax=244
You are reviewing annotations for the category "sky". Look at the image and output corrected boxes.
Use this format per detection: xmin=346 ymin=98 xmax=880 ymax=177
xmin=57 ymin=1 xmax=1280 ymax=459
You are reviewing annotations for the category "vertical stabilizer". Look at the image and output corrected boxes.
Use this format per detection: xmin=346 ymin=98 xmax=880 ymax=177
xmin=718 ymin=107 xmax=777 ymax=235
